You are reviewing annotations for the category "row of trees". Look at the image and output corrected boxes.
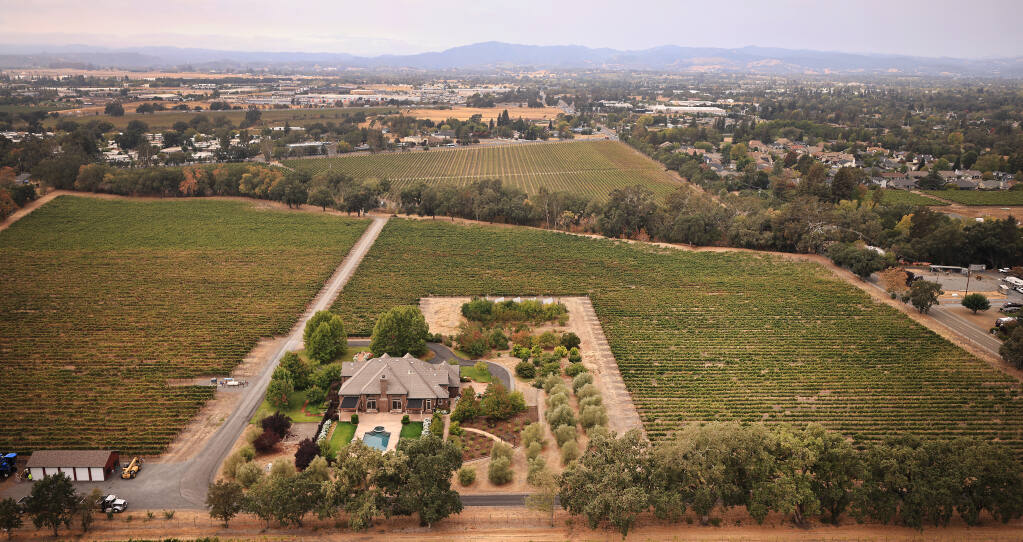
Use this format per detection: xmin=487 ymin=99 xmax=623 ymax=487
xmin=208 ymin=434 xmax=463 ymax=530
xmin=560 ymin=424 xmax=1023 ymax=536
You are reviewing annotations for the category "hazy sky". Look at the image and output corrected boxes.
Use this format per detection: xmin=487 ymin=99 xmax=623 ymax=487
xmin=2 ymin=0 xmax=1021 ymax=58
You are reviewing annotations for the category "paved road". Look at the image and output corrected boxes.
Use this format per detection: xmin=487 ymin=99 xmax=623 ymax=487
xmin=1 ymin=216 xmax=390 ymax=510
xmin=930 ymin=302 xmax=1004 ymax=359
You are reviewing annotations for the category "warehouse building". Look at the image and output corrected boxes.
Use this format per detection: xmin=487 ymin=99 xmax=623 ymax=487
xmin=26 ymin=450 xmax=119 ymax=482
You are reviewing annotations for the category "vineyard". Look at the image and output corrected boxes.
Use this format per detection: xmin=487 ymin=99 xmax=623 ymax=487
xmin=922 ymin=189 xmax=1023 ymax=206
xmin=332 ymin=219 xmax=1023 ymax=452
xmin=0 ymin=197 xmax=369 ymax=454
xmin=285 ymin=141 xmax=683 ymax=199
xmin=872 ymin=189 xmax=948 ymax=206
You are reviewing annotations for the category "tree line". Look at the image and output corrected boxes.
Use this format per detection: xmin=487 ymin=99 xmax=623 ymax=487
xmin=560 ymin=424 xmax=1023 ymax=536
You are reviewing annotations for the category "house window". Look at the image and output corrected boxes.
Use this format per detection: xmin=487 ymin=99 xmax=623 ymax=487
xmin=425 ymin=400 xmax=432 ymax=411
xmin=392 ymin=399 xmax=402 ymax=411
xmin=366 ymin=399 xmax=376 ymax=411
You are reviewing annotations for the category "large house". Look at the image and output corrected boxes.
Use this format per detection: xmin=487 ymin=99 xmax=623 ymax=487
xmin=338 ymin=353 xmax=460 ymax=415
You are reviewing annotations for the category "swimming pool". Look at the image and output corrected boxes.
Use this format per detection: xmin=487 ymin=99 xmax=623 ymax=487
xmin=362 ymin=427 xmax=390 ymax=451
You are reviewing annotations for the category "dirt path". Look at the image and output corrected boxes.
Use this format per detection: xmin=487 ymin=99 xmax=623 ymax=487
xmin=0 ymin=189 xmax=64 ymax=232
xmin=6 ymin=506 xmax=1023 ymax=541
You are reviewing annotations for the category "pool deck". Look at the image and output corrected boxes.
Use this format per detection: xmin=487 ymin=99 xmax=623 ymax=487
xmin=354 ymin=412 xmax=427 ymax=452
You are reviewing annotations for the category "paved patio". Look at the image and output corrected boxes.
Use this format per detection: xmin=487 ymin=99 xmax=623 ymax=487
xmin=353 ymin=412 xmax=427 ymax=452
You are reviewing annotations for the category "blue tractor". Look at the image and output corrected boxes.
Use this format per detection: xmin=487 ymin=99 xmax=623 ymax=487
xmin=0 ymin=453 xmax=16 ymax=480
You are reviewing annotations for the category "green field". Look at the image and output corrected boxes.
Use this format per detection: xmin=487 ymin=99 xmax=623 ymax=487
xmin=285 ymin=141 xmax=683 ymax=200
xmin=922 ymin=189 xmax=1023 ymax=206
xmin=332 ymin=219 xmax=1023 ymax=451
xmin=873 ymin=189 xmax=948 ymax=206
xmin=0 ymin=197 xmax=368 ymax=453
xmin=44 ymin=106 xmax=398 ymax=131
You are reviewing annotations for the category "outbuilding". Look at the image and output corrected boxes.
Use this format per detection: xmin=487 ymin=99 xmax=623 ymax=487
xmin=26 ymin=450 xmax=119 ymax=482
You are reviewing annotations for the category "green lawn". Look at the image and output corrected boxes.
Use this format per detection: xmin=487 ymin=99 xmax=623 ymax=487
xmin=251 ymin=389 xmax=324 ymax=423
xmin=400 ymin=422 xmax=424 ymax=440
xmin=460 ymin=365 xmax=493 ymax=383
xmin=328 ymin=422 xmax=357 ymax=451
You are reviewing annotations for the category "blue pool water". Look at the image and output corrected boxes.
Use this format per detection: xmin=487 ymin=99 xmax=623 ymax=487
xmin=363 ymin=430 xmax=390 ymax=451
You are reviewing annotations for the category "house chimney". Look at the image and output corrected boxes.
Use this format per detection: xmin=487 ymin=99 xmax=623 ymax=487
xmin=379 ymin=373 xmax=388 ymax=396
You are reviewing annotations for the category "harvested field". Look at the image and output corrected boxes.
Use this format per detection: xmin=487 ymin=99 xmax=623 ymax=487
xmin=286 ymin=140 xmax=682 ymax=199
xmin=0 ymin=196 xmax=368 ymax=454
xmin=923 ymin=189 xmax=1023 ymax=206
xmin=332 ymin=218 xmax=1023 ymax=452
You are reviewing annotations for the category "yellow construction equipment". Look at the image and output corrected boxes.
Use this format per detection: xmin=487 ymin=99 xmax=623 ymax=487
xmin=120 ymin=456 xmax=141 ymax=479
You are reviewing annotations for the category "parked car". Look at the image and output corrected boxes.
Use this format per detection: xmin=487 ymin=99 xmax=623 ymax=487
xmin=1000 ymin=305 xmax=1021 ymax=313
xmin=98 ymin=494 xmax=128 ymax=513
xmin=999 ymin=268 xmax=1012 ymax=274
xmin=1004 ymin=302 xmax=1023 ymax=309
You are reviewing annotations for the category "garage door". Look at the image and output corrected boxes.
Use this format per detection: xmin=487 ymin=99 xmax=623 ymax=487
xmin=90 ymin=467 xmax=105 ymax=481
xmin=75 ymin=467 xmax=91 ymax=481
xmin=43 ymin=467 xmax=59 ymax=477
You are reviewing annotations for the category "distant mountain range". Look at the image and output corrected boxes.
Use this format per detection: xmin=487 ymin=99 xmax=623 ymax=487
xmin=1 ymin=41 xmax=1021 ymax=77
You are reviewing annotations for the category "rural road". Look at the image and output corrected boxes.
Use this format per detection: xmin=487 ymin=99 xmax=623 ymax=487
xmin=0 ymin=216 xmax=390 ymax=510
xmin=930 ymin=302 xmax=1005 ymax=359
xmin=176 ymin=215 xmax=390 ymax=505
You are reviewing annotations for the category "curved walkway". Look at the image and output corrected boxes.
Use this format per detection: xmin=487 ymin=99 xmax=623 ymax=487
xmin=462 ymin=426 xmax=511 ymax=446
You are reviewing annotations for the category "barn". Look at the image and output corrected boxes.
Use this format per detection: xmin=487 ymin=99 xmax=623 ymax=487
xmin=26 ymin=450 xmax=119 ymax=482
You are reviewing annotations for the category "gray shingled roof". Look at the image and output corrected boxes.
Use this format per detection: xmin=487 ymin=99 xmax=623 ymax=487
xmin=339 ymin=353 xmax=458 ymax=399
xmin=26 ymin=450 xmax=115 ymax=468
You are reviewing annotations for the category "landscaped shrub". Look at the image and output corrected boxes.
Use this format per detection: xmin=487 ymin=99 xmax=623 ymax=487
xmin=546 ymin=391 xmax=570 ymax=411
xmin=488 ymin=455 xmax=513 ymax=485
xmin=458 ymin=466 xmax=477 ymax=486
xmin=580 ymin=404 xmax=609 ymax=429
xmin=449 ymin=420 xmax=464 ymax=436
xmin=537 ymin=331 xmax=559 ymax=349
xmin=515 ymin=360 xmax=536 ymax=379
xmin=238 ymin=444 xmax=255 ymax=462
xmin=527 ymin=441 xmax=543 ymax=460
xmin=553 ymin=346 xmax=568 ymax=359
xmin=571 ymin=373 xmax=594 ymax=395
xmin=561 ymin=440 xmax=580 ymax=465
xmin=568 ymin=347 xmax=582 ymax=363
xmin=235 ymin=461 xmax=263 ymax=488
xmin=480 ymin=382 xmax=526 ymax=421
xmin=401 ymin=414 xmax=410 ymax=425
xmin=314 ymin=363 xmax=343 ymax=390
xmin=451 ymin=388 xmax=481 ymax=422
xmin=430 ymin=411 xmax=445 ymax=438
xmin=455 ymin=322 xmax=492 ymax=358
xmin=522 ymin=423 xmax=546 ymax=449
xmin=547 ymin=405 xmax=577 ymax=430
xmin=564 ymin=363 xmax=587 ymax=378
xmin=350 ymin=413 xmax=359 ymax=425
xmin=253 ymin=429 xmax=282 ymax=454
xmin=304 ymin=385 xmax=326 ymax=406
xmin=261 ymin=412 xmax=292 ymax=439
xmin=461 ymin=297 xmax=493 ymax=322
xmin=541 ymin=374 xmax=562 ymax=393
xmin=538 ymin=361 xmax=561 ymax=377
xmin=511 ymin=333 xmax=532 ymax=349
xmin=527 ymin=456 xmax=549 ymax=485
xmin=294 ymin=438 xmax=320 ymax=470
xmin=560 ymin=332 xmax=581 ymax=350
xmin=489 ymin=328 xmax=509 ymax=350
xmin=223 ymin=451 xmax=246 ymax=479
xmin=579 ymin=394 xmax=602 ymax=408
xmin=576 ymin=383 xmax=599 ymax=401
xmin=554 ymin=424 xmax=577 ymax=447
xmin=492 ymin=441 xmax=513 ymax=461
